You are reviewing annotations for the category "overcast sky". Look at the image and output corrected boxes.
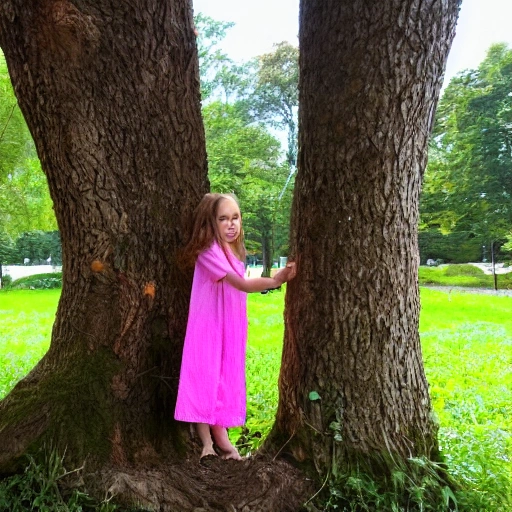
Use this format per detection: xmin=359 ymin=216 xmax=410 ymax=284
xmin=192 ymin=0 xmax=512 ymax=85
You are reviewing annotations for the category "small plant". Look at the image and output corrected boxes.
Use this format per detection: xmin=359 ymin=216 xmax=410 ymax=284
xmin=0 ymin=445 xmax=117 ymax=512
xmin=301 ymin=447 xmax=459 ymax=512
xmin=0 ymin=274 xmax=12 ymax=288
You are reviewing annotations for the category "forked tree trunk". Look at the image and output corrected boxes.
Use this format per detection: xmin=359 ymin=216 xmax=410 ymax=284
xmin=267 ymin=0 xmax=461 ymax=476
xmin=0 ymin=0 xmax=208 ymax=470
xmin=0 ymin=2 xmax=310 ymax=510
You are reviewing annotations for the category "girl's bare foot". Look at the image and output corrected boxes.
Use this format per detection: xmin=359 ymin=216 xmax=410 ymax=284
xmin=200 ymin=445 xmax=217 ymax=459
xmin=197 ymin=423 xmax=218 ymax=465
xmin=218 ymin=446 xmax=242 ymax=460
xmin=211 ymin=425 xmax=242 ymax=460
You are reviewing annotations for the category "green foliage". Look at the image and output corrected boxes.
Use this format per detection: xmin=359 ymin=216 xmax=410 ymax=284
xmin=0 ymin=52 xmax=56 ymax=239
xmin=1 ymin=229 xmax=62 ymax=265
xmin=0 ymin=273 xmax=11 ymax=287
xmin=316 ymin=456 xmax=458 ymax=512
xmin=251 ymin=42 xmax=299 ymax=168
xmin=13 ymin=230 xmax=62 ymax=265
xmin=0 ymin=445 xmax=117 ymax=512
xmin=503 ymin=232 xmax=512 ymax=257
xmin=203 ymin=99 xmax=293 ymax=261
xmin=0 ymin=53 xmax=29 ymax=183
xmin=418 ymin=229 xmax=486 ymax=264
xmin=194 ymin=13 xmax=237 ymax=101
xmin=421 ymin=44 xmax=512 ymax=245
xmin=0 ymin=231 xmax=14 ymax=264
xmin=9 ymin=272 xmax=62 ymax=289
xmin=204 ymin=101 xmax=282 ymax=193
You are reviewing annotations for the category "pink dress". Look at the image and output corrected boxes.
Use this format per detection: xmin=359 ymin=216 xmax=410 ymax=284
xmin=174 ymin=241 xmax=248 ymax=427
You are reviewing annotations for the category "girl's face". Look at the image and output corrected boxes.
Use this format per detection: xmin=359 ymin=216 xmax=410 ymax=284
xmin=216 ymin=197 xmax=241 ymax=246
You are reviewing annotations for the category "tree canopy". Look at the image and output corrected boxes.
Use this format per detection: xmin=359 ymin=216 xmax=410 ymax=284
xmin=420 ymin=43 xmax=512 ymax=260
xmin=0 ymin=53 xmax=56 ymax=240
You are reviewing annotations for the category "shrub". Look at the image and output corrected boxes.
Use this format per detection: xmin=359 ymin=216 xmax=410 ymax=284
xmin=442 ymin=264 xmax=484 ymax=277
xmin=11 ymin=273 xmax=62 ymax=290
xmin=0 ymin=274 xmax=12 ymax=288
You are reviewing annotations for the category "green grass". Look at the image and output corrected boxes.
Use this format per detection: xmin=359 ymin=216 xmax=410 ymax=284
xmin=420 ymin=290 xmax=512 ymax=510
xmin=1 ymin=282 xmax=511 ymax=510
xmin=0 ymin=289 xmax=60 ymax=398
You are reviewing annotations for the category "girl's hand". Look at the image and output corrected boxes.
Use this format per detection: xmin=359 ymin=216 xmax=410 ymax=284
xmin=274 ymin=261 xmax=297 ymax=285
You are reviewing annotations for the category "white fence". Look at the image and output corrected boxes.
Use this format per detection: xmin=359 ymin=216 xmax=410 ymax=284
xmin=1 ymin=265 xmax=62 ymax=285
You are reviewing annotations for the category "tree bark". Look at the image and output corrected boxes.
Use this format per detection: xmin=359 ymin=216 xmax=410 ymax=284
xmin=261 ymin=231 xmax=273 ymax=277
xmin=0 ymin=0 xmax=208 ymax=470
xmin=268 ymin=0 xmax=461 ymax=477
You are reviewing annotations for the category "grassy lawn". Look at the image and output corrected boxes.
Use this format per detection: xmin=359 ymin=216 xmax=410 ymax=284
xmin=0 ymin=289 xmax=60 ymax=398
xmin=419 ymin=289 xmax=511 ymax=508
xmin=0 ymin=285 xmax=511 ymax=509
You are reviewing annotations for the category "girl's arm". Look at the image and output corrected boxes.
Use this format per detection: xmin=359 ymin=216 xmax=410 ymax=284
xmin=224 ymin=262 xmax=297 ymax=293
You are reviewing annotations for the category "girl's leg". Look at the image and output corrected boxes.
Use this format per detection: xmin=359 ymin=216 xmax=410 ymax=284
xmin=196 ymin=423 xmax=216 ymax=459
xmin=210 ymin=425 xmax=242 ymax=460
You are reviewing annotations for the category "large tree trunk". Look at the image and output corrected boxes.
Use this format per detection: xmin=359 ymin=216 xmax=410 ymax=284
xmin=0 ymin=0 xmax=208 ymax=470
xmin=268 ymin=0 xmax=461 ymax=478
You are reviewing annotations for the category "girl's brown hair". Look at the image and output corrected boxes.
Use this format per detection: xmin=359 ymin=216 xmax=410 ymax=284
xmin=179 ymin=193 xmax=246 ymax=269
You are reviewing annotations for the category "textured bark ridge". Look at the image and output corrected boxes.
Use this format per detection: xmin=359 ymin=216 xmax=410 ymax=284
xmin=267 ymin=0 xmax=461 ymax=476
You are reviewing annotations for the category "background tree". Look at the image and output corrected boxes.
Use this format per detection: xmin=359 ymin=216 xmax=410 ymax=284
xmin=194 ymin=13 xmax=234 ymax=100
xmin=0 ymin=53 xmax=55 ymax=239
xmin=252 ymin=42 xmax=299 ymax=171
xmin=196 ymin=18 xmax=296 ymax=274
xmin=264 ymin=0 xmax=462 ymax=507
xmin=250 ymin=42 xmax=298 ymax=274
xmin=420 ymin=43 xmax=512 ymax=262
xmin=14 ymin=230 xmax=61 ymax=265
xmin=203 ymin=100 xmax=292 ymax=271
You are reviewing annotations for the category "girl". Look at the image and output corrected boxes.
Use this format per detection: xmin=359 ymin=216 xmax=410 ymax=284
xmin=174 ymin=193 xmax=296 ymax=463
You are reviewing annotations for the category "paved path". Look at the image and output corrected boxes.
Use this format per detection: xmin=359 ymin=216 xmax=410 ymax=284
xmin=422 ymin=285 xmax=512 ymax=297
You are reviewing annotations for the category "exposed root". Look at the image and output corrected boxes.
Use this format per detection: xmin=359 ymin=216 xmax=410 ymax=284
xmin=87 ymin=454 xmax=312 ymax=512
